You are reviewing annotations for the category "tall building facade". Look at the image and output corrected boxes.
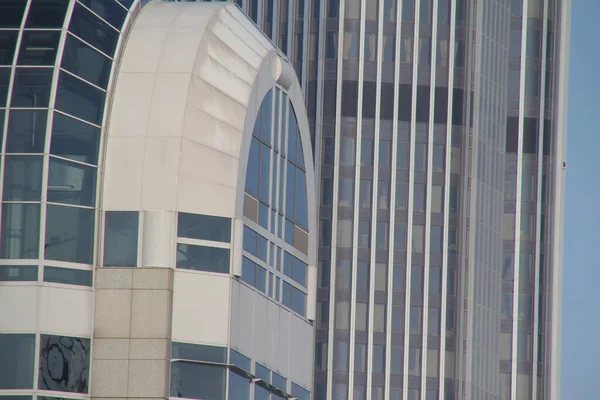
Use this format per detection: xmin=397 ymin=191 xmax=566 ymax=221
xmin=0 ymin=1 xmax=317 ymax=400
xmin=230 ymin=0 xmax=569 ymax=399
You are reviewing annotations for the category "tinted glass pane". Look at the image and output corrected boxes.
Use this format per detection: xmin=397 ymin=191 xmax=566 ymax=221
xmin=62 ymin=34 xmax=112 ymax=89
xmin=45 ymin=204 xmax=95 ymax=264
xmin=292 ymin=286 xmax=306 ymax=315
xmin=0 ymin=31 xmax=18 ymax=65
xmin=171 ymin=342 xmax=226 ymax=363
xmin=11 ymin=68 xmax=53 ymax=107
xmin=47 ymin=157 xmax=97 ymax=207
xmin=0 ymin=68 xmax=9 ymax=107
xmin=170 ymin=362 xmax=225 ymax=400
xmin=0 ymin=203 xmax=40 ymax=259
xmin=55 ymin=72 xmax=105 ymax=125
xmin=50 ymin=112 xmax=101 ymax=165
xmin=295 ymin=168 xmax=308 ymax=228
xmin=0 ymin=334 xmax=35 ymax=389
xmin=43 ymin=266 xmax=92 ymax=286
xmin=103 ymin=211 xmax=138 ymax=267
xmin=229 ymin=371 xmax=251 ymax=399
xmin=176 ymin=243 xmax=229 ymax=273
xmin=0 ymin=0 xmax=28 ymax=28
xmin=6 ymin=109 xmax=47 ymax=153
xmin=3 ymin=155 xmax=43 ymax=201
xmin=69 ymin=3 xmax=119 ymax=56
xmin=0 ymin=265 xmax=37 ymax=281
xmin=116 ymin=0 xmax=134 ymax=8
xmin=25 ymin=0 xmax=69 ymax=28
xmin=39 ymin=335 xmax=90 ymax=393
xmin=177 ymin=212 xmax=231 ymax=242
xmin=17 ymin=31 xmax=61 ymax=65
xmin=79 ymin=0 xmax=127 ymax=30
xmin=245 ymin=137 xmax=260 ymax=195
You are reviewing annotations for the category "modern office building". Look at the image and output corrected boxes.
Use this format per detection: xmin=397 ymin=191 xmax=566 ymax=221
xmin=0 ymin=1 xmax=317 ymax=400
xmin=225 ymin=0 xmax=570 ymax=399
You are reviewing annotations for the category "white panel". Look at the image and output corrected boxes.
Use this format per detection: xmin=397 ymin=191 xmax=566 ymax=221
xmin=229 ymin=281 xmax=255 ymax=356
xmin=39 ymin=287 xmax=93 ymax=337
xmin=141 ymin=211 xmax=175 ymax=268
xmin=0 ymin=285 xmax=38 ymax=332
xmin=288 ymin=315 xmax=313 ymax=390
xmin=159 ymin=28 xmax=204 ymax=73
xmin=147 ymin=73 xmax=192 ymax=137
xmin=141 ymin=137 xmax=181 ymax=210
xmin=103 ymin=136 xmax=146 ymax=210
xmin=252 ymin=294 xmax=273 ymax=366
xmin=271 ymin=306 xmax=290 ymax=377
xmin=133 ymin=2 xmax=180 ymax=28
xmin=179 ymin=138 xmax=239 ymax=189
xmin=173 ymin=3 xmax=220 ymax=28
xmin=118 ymin=27 xmax=169 ymax=73
xmin=109 ymin=73 xmax=156 ymax=137
xmin=177 ymin=175 xmax=236 ymax=218
xmin=171 ymin=271 xmax=230 ymax=346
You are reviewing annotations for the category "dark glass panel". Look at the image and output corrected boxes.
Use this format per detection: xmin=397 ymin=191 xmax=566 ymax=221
xmin=104 ymin=211 xmax=138 ymax=267
xmin=47 ymin=157 xmax=97 ymax=207
xmin=3 ymin=155 xmax=43 ymax=201
xmin=0 ymin=265 xmax=37 ymax=281
xmin=506 ymin=117 xmax=519 ymax=153
xmin=434 ymin=87 xmax=448 ymax=123
xmin=177 ymin=212 xmax=231 ymax=242
xmin=398 ymin=84 xmax=412 ymax=121
xmin=25 ymin=0 xmax=69 ymax=28
xmin=11 ymin=68 xmax=53 ymax=107
xmin=39 ymin=335 xmax=90 ymax=392
xmin=170 ymin=362 xmax=225 ymax=399
xmin=295 ymin=167 xmax=308 ymax=229
xmin=171 ymin=342 xmax=226 ymax=363
xmin=0 ymin=68 xmax=10 ymax=107
xmin=416 ymin=85 xmax=430 ymax=122
xmin=0 ymin=334 xmax=35 ymax=389
xmin=229 ymin=370 xmax=251 ymax=399
xmin=176 ymin=243 xmax=230 ymax=273
xmin=50 ymin=112 xmax=101 ymax=165
xmin=380 ymin=82 xmax=394 ymax=120
xmin=17 ymin=31 xmax=61 ymax=65
xmin=5 ymin=109 xmax=47 ymax=153
xmin=522 ymin=118 xmax=538 ymax=153
xmin=55 ymin=72 xmax=105 ymax=125
xmin=0 ymin=0 xmax=28 ymax=28
xmin=116 ymin=0 xmax=134 ymax=8
xmin=0 ymin=31 xmax=18 ymax=65
xmin=69 ymin=3 xmax=119 ymax=56
xmin=362 ymin=81 xmax=376 ymax=119
xmin=79 ymin=0 xmax=127 ymax=30
xmin=245 ymin=137 xmax=260 ymax=196
xmin=341 ymin=80 xmax=358 ymax=117
xmin=323 ymin=79 xmax=337 ymax=118
xmin=0 ymin=203 xmax=40 ymax=259
xmin=451 ymin=88 xmax=464 ymax=125
xmin=43 ymin=266 xmax=92 ymax=286
xmin=45 ymin=204 xmax=95 ymax=264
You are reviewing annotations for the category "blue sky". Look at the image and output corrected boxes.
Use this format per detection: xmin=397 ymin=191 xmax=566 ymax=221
xmin=561 ymin=0 xmax=600 ymax=397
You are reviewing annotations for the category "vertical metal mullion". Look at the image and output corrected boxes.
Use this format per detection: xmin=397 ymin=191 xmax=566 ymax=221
xmin=325 ymin=2 xmax=347 ymax=398
xmin=511 ymin=0 xmax=531 ymax=397
xmin=439 ymin=0 xmax=458 ymax=396
xmin=286 ymin=0 xmax=294 ymax=58
xmin=301 ymin=0 xmax=310 ymax=96
xmin=403 ymin=0 xmax=421 ymax=396
xmin=384 ymin=0 xmax=404 ymax=398
xmin=531 ymin=0 xmax=550 ymax=398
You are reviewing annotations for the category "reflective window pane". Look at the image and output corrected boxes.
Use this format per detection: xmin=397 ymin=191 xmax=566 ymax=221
xmin=55 ymin=72 xmax=106 ymax=126
xmin=0 ymin=31 xmax=19 ymax=65
xmin=177 ymin=212 xmax=231 ymax=242
xmin=0 ymin=203 xmax=40 ymax=259
xmin=3 ymin=155 xmax=43 ymax=201
xmin=0 ymin=68 xmax=10 ymax=106
xmin=0 ymin=333 xmax=35 ymax=389
xmin=0 ymin=0 xmax=28 ymax=28
xmin=50 ymin=112 xmax=101 ymax=165
xmin=11 ymin=68 xmax=53 ymax=108
xmin=176 ymin=243 xmax=230 ymax=274
xmin=47 ymin=157 xmax=97 ymax=207
xmin=170 ymin=362 xmax=225 ymax=400
xmin=45 ymin=204 xmax=94 ymax=264
xmin=103 ymin=211 xmax=138 ymax=267
xmin=0 ymin=265 xmax=38 ymax=281
xmin=78 ymin=0 xmax=127 ymax=30
xmin=43 ymin=266 xmax=92 ymax=286
xmin=68 ymin=3 xmax=119 ymax=56
xmin=25 ymin=0 xmax=69 ymax=28
xmin=17 ymin=31 xmax=61 ymax=66
xmin=39 ymin=334 xmax=90 ymax=392
xmin=62 ymin=34 xmax=112 ymax=89
xmin=6 ymin=109 xmax=47 ymax=153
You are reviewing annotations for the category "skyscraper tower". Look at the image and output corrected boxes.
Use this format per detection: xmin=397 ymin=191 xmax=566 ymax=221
xmin=231 ymin=0 xmax=569 ymax=399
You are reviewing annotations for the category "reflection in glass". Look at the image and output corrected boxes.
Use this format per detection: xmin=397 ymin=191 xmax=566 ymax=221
xmin=3 ymin=155 xmax=43 ymax=201
xmin=170 ymin=362 xmax=225 ymax=399
xmin=38 ymin=335 xmax=90 ymax=393
xmin=0 ymin=333 xmax=35 ymax=389
xmin=177 ymin=212 xmax=231 ymax=242
xmin=47 ymin=157 xmax=97 ymax=207
xmin=0 ymin=265 xmax=38 ymax=281
xmin=176 ymin=243 xmax=229 ymax=274
xmin=62 ymin=34 xmax=112 ymax=89
xmin=11 ymin=68 xmax=53 ymax=107
xmin=43 ymin=266 xmax=92 ymax=286
xmin=45 ymin=204 xmax=94 ymax=264
xmin=18 ymin=31 xmax=60 ymax=66
xmin=55 ymin=71 xmax=106 ymax=125
xmin=51 ymin=112 xmax=101 ymax=165
xmin=104 ymin=211 xmax=138 ymax=267
xmin=69 ymin=3 xmax=119 ymax=56
xmin=6 ymin=110 xmax=47 ymax=153
xmin=0 ymin=203 xmax=40 ymax=259
xmin=26 ymin=0 xmax=69 ymax=28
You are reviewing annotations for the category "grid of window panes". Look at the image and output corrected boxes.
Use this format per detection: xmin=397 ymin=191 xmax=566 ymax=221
xmin=243 ymin=87 xmax=310 ymax=318
xmin=0 ymin=0 xmax=135 ymax=396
